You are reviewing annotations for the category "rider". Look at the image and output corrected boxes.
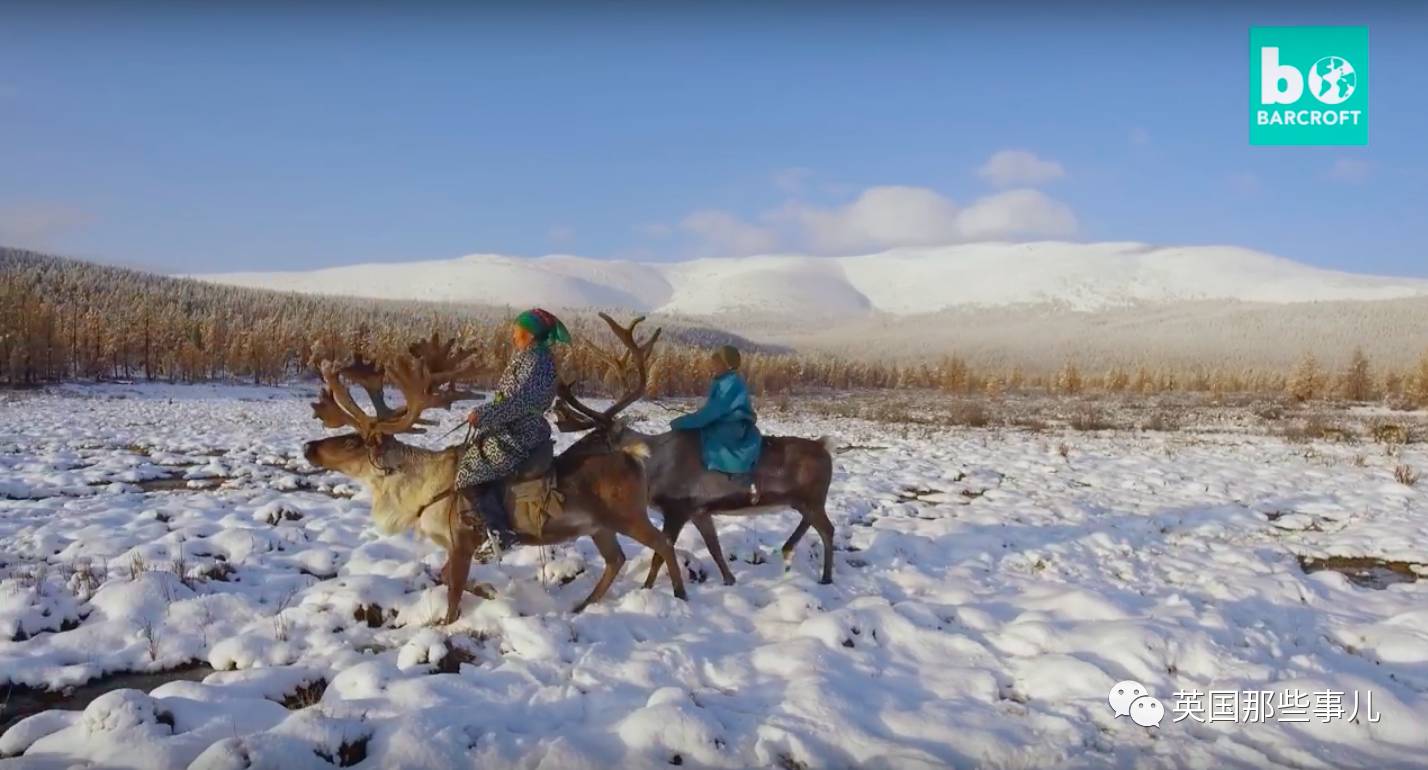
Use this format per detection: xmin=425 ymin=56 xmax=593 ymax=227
xmin=670 ymin=344 xmax=762 ymax=485
xmin=457 ymin=308 xmax=570 ymax=549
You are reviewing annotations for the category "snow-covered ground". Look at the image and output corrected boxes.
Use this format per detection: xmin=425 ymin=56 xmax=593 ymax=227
xmin=2 ymin=384 xmax=1427 ymax=769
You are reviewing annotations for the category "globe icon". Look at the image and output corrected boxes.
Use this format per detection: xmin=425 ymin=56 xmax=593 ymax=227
xmin=1308 ymin=56 xmax=1356 ymax=105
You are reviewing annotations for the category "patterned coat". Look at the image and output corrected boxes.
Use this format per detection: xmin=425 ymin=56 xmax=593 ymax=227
xmin=455 ymin=345 xmax=558 ymax=489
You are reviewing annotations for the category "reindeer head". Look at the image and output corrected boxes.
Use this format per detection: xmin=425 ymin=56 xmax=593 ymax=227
xmin=303 ymin=333 xmax=481 ymax=479
xmin=555 ymin=313 xmax=660 ymax=449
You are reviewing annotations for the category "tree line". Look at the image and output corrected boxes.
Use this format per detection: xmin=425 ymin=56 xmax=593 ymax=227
xmin=3 ymin=247 xmax=1427 ymax=407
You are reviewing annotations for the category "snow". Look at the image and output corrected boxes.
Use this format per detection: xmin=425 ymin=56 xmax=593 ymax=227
xmin=3 ymin=383 xmax=1428 ymax=768
xmin=197 ymin=242 xmax=1428 ymax=317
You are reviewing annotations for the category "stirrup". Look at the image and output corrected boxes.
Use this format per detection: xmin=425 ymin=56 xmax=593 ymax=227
xmin=478 ymin=526 xmax=518 ymax=561
xmin=477 ymin=534 xmax=501 ymax=563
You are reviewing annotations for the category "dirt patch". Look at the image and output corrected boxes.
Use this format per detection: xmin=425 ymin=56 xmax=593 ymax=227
xmin=316 ymin=734 xmax=370 ymax=767
xmin=1298 ymin=555 xmax=1424 ymax=590
xmin=277 ymin=677 xmax=328 ymax=710
xmin=0 ymin=661 xmax=215 ymax=731
xmin=352 ymin=603 xmax=395 ymax=628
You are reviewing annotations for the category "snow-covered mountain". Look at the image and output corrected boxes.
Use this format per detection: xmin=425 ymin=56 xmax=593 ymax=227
xmin=198 ymin=241 xmax=1428 ymax=318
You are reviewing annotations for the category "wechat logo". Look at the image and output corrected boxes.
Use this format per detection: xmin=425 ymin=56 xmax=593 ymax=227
xmin=1109 ymin=680 xmax=1164 ymax=728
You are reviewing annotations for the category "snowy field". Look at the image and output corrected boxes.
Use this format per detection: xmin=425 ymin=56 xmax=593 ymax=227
xmin=2 ymin=384 xmax=1427 ymax=769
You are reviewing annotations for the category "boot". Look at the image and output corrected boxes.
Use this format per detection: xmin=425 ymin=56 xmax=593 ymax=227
xmin=476 ymin=482 xmax=520 ymax=551
xmin=459 ymin=483 xmax=519 ymax=557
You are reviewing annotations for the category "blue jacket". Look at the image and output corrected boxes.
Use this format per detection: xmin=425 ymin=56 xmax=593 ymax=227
xmin=670 ymin=371 xmax=762 ymax=474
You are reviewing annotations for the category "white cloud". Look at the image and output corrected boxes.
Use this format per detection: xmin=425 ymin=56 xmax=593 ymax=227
xmin=0 ymin=203 xmax=91 ymax=249
xmin=778 ymin=185 xmax=962 ymax=253
xmin=651 ymin=170 xmax=1080 ymax=257
xmin=1327 ymin=158 xmax=1371 ymax=183
xmin=679 ymin=209 xmax=779 ymax=257
xmin=952 ymin=188 xmax=1078 ymax=241
xmin=977 ymin=149 xmax=1066 ymax=188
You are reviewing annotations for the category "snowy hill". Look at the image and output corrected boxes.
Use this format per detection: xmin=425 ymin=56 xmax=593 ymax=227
xmin=199 ymin=242 xmax=1428 ymax=318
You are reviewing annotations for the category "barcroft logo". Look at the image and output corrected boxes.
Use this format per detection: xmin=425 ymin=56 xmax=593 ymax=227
xmin=1250 ymin=26 xmax=1368 ymax=146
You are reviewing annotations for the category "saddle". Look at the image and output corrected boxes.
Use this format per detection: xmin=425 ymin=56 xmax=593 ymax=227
xmin=506 ymin=440 xmax=562 ymax=537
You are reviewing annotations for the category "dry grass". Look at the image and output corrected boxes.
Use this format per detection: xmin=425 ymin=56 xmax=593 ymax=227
xmin=1068 ymin=407 xmax=1114 ymax=432
xmin=788 ymin=390 xmax=1428 ymax=445
xmin=1141 ymin=412 xmax=1182 ymax=432
xmin=1371 ymin=421 xmax=1411 ymax=446
xmin=1278 ymin=417 xmax=1356 ymax=444
xmin=946 ymin=401 xmax=993 ymax=428
xmin=1396 ymin=465 xmax=1421 ymax=487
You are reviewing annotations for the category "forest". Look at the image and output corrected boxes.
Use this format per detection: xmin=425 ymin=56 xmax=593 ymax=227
xmin=3 ymin=247 xmax=1427 ymax=406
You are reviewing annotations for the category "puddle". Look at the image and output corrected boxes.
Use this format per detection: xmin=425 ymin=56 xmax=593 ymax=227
xmin=1298 ymin=555 xmax=1423 ymax=590
xmin=0 ymin=662 xmax=216 ymax=731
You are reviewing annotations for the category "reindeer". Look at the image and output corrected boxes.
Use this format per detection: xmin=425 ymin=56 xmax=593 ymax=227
xmin=555 ymin=319 xmax=837 ymax=588
xmin=302 ymin=331 xmax=686 ymax=624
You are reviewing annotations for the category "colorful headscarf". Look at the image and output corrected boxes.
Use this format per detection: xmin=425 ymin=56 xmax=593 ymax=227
xmin=514 ymin=308 xmax=571 ymax=347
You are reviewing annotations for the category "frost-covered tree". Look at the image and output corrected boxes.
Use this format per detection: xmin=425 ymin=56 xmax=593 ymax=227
xmin=1288 ymin=352 xmax=1325 ymax=402
xmin=1412 ymin=351 xmax=1428 ymax=407
xmin=1055 ymin=361 xmax=1083 ymax=394
xmin=1338 ymin=347 xmax=1374 ymax=402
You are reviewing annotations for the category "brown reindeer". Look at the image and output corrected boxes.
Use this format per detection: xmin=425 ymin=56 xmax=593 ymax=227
xmin=302 ymin=331 xmax=686 ymax=624
xmin=555 ymin=323 xmax=836 ymax=588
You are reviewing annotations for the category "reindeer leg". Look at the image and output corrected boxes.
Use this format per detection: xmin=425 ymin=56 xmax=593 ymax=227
xmin=575 ymin=529 xmax=625 ymax=613
xmin=443 ymin=524 xmax=479 ymax=624
xmin=623 ymin=518 xmax=688 ymax=601
xmin=808 ymin=505 xmax=836 ymax=585
xmin=691 ymin=514 xmax=736 ymax=586
xmin=643 ymin=507 xmax=689 ymax=589
xmin=780 ymin=518 xmax=814 ymax=572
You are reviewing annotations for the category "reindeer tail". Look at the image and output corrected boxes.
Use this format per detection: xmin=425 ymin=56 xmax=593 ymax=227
xmin=818 ymin=435 xmax=837 ymax=454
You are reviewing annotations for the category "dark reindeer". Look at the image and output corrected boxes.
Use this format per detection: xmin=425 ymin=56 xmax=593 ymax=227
xmin=556 ymin=317 xmax=837 ymax=587
xmin=302 ymin=331 xmax=686 ymax=624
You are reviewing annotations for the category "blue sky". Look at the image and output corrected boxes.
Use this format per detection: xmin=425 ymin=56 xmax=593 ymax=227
xmin=2 ymin=3 xmax=1424 ymax=276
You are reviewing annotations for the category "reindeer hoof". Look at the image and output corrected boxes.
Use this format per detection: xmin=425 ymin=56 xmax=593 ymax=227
xmin=722 ymin=575 xmax=736 ymax=586
xmin=674 ymin=589 xmax=688 ymax=601
xmin=819 ymin=577 xmax=833 ymax=586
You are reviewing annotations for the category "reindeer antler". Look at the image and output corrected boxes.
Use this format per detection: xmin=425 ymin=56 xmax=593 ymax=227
xmin=311 ymin=332 xmax=483 ymax=441
xmin=557 ymin=313 xmax=661 ymax=433
xmin=344 ymin=353 xmax=393 ymax=417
